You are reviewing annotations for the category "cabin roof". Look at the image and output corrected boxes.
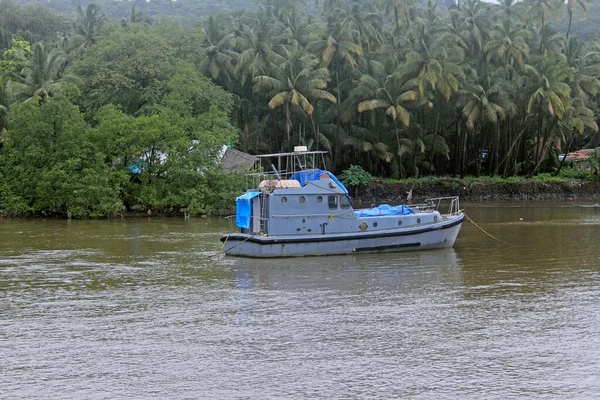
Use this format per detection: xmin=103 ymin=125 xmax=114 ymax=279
xmin=221 ymin=147 xmax=258 ymax=172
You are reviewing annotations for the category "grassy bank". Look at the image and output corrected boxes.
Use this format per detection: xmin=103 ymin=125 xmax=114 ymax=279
xmin=356 ymin=173 xmax=600 ymax=204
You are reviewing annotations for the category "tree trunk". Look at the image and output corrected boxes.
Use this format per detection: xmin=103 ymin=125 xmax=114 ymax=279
xmin=528 ymin=118 xmax=558 ymax=178
xmin=310 ymin=115 xmax=318 ymax=151
xmin=496 ymin=128 xmax=525 ymax=176
xmin=566 ymin=11 xmax=573 ymax=41
xmin=554 ymin=128 xmax=576 ymax=176
xmin=490 ymin=120 xmax=500 ymax=175
xmin=461 ymin=127 xmax=468 ymax=177
xmin=534 ymin=107 xmax=543 ymax=169
xmin=285 ymin=102 xmax=291 ymax=147
xmin=528 ymin=138 xmax=554 ymax=178
xmin=333 ymin=68 xmax=342 ymax=172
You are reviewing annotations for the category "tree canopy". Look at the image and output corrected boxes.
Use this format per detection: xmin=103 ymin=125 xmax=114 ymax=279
xmin=1 ymin=0 xmax=600 ymax=217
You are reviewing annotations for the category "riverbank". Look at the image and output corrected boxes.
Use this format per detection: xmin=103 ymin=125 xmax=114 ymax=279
xmin=3 ymin=177 xmax=600 ymax=219
xmin=355 ymin=178 xmax=600 ymax=204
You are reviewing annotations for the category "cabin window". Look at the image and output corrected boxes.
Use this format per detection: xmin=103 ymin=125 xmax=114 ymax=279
xmin=340 ymin=196 xmax=351 ymax=209
xmin=299 ymin=196 xmax=306 ymax=204
xmin=281 ymin=196 xmax=288 ymax=205
xmin=317 ymin=196 xmax=323 ymax=203
xmin=328 ymin=195 xmax=338 ymax=209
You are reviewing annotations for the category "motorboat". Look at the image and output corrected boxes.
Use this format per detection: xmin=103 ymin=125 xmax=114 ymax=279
xmin=220 ymin=146 xmax=464 ymax=257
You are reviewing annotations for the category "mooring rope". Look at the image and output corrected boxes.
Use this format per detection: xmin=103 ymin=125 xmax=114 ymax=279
xmin=464 ymin=213 xmax=514 ymax=247
xmin=211 ymin=234 xmax=256 ymax=258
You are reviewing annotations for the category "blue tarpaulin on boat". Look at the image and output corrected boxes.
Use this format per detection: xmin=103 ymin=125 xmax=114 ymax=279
xmin=236 ymin=191 xmax=260 ymax=229
xmin=291 ymin=169 xmax=349 ymax=194
xmin=354 ymin=204 xmax=415 ymax=217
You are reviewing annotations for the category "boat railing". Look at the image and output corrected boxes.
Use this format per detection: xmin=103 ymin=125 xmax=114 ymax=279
xmin=244 ymin=148 xmax=329 ymax=190
xmin=412 ymin=196 xmax=461 ymax=216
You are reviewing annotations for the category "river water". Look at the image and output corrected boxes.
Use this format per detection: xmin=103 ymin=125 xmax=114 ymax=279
xmin=1 ymin=203 xmax=599 ymax=399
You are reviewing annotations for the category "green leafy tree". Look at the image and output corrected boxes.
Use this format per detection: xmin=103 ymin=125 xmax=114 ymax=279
xmin=0 ymin=38 xmax=32 ymax=74
xmin=0 ymin=97 xmax=125 ymax=217
xmin=73 ymin=24 xmax=177 ymax=115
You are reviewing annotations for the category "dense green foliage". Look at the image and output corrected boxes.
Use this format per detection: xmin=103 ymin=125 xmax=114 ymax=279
xmin=339 ymin=165 xmax=372 ymax=188
xmin=10 ymin=0 xmax=257 ymax=26
xmin=0 ymin=9 xmax=242 ymax=217
xmin=1 ymin=0 xmax=600 ymax=217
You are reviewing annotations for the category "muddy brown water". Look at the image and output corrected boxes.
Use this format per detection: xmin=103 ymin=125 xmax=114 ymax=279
xmin=1 ymin=202 xmax=599 ymax=399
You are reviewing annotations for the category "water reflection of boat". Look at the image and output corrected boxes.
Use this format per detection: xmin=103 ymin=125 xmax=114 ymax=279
xmin=225 ymin=248 xmax=463 ymax=291
xmin=221 ymin=147 xmax=464 ymax=257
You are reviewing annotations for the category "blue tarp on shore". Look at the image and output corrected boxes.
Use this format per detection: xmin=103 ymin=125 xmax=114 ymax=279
xmin=354 ymin=204 xmax=415 ymax=217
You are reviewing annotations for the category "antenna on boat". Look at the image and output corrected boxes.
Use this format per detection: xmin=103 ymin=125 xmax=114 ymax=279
xmin=271 ymin=164 xmax=281 ymax=181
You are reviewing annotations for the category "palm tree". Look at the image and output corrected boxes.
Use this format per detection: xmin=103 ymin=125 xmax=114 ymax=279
xmin=342 ymin=1 xmax=383 ymax=53
xmin=399 ymin=23 xmax=465 ymax=102
xmin=344 ymin=127 xmax=393 ymax=173
xmin=232 ymin=15 xmax=286 ymax=85
xmin=6 ymin=42 xmax=80 ymax=102
xmin=564 ymin=37 xmax=600 ymax=100
xmin=554 ymin=96 xmax=598 ymax=175
xmin=253 ymin=48 xmax=336 ymax=148
xmin=565 ymin=0 xmax=590 ymax=40
xmin=524 ymin=52 xmax=573 ymax=176
xmin=121 ymin=4 xmax=153 ymax=28
xmin=72 ymin=4 xmax=105 ymax=49
xmin=199 ymin=15 xmax=237 ymax=87
xmin=458 ymin=70 xmax=512 ymax=175
xmin=381 ymin=0 xmax=416 ymax=32
xmin=526 ymin=0 xmax=562 ymax=53
xmin=484 ymin=20 xmax=530 ymax=70
xmin=356 ymin=74 xmax=416 ymax=152
xmin=457 ymin=0 xmax=491 ymax=57
xmin=494 ymin=0 xmax=525 ymax=23
xmin=307 ymin=17 xmax=362 ymax=167
xmin=277 ymin=9 xmax=314 ymax=47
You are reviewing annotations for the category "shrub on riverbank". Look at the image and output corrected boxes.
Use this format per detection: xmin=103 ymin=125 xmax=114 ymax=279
xmin=358 ymin=171 xmax=600 ymax=204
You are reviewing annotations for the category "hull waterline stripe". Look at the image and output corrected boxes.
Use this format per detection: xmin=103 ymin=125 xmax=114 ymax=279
xmin=353 ymin=242 xmax=421 ymax=252
xmin=221 ymin=214 xmax=465 ymax=245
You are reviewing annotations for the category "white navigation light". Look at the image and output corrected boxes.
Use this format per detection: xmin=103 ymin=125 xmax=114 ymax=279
xmin=294 ymin=146 xmax=308 ymax=153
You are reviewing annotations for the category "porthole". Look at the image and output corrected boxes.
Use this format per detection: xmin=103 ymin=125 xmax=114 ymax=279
xmin=373 ymin=222 xmax=378 ymax=228
xmin=281 ymin=196 xmax=288 ymax=205
xmin=417 ymin=218 xmax=421 ymax=224
xmin=398 ymin=220 xmax=403 ymax=226
xmin=299 ymin=196 xmax=306 ymax=204
xmin=434 ymin=215 xmax=438 ymax=222
xmin=317 ymin=196 xmax=323 ymax=203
